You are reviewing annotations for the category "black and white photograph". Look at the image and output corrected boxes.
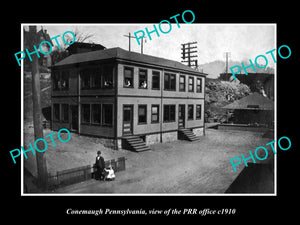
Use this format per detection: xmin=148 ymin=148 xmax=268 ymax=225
xmin=21 ymin=23 xmax=277 ymax=195
xmin=4 ymin=5 xmax=299 ymax=221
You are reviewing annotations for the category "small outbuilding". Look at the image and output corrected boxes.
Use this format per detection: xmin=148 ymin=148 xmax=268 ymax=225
xmin=222 ymin=92 xmax=274 ymax=126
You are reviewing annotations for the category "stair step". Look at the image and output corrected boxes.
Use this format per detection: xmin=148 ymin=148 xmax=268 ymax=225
xmin=189 ymin=137 xmax=201 ymax=141
xmin=179 ymin=129 xmax=202 ymax=142
xmin=186 ymin=135 xmax=197 ymax=138
xmin=127 ymin=138 xmax=143 ymax=142
xmin=189 ymin=137 xmax=200 ymax=140
xmin=182 ymin=131 xmax=193 ymax=135
xmin=134 ymin=144 xmax=148 ymax=149
xmin=125 ymin=137 xmax=142 ymax=141
xmin=130 ymin=142 xmax=146 ymax=147
xmin=134 ymin=146 xmax=151 ymax=152
xmin=180 ymin=129 xmax=191 ymax=132
xmin=123 ymin=136 xmax=151 ymax=152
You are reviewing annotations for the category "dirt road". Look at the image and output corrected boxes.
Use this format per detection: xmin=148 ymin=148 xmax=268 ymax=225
xmin=52 ymin=128 xmax=273 ymax=194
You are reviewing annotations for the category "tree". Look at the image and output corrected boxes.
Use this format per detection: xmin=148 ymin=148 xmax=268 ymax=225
xmin=51 ymin=27 xmax=95 ymax=64
xmin=67 ymin=27 xmax=95 ymax=43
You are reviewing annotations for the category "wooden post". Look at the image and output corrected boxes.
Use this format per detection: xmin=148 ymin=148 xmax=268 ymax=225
xmin=29 ymin=26 xmax=48 ymax=189
xmin=123 ymin=32 xmax=135 ymax=52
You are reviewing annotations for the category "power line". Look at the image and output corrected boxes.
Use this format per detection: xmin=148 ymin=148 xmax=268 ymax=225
xmin=181 ymin=41 xmax=198 ymax=69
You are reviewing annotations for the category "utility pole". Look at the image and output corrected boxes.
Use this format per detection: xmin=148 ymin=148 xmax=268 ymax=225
xmin=28 ymin=26 xmax=48 ymax=189
xmin=223 ymin=52 xmax=231 ymax=75
xmin=181 ymin=42 xmax=198 ymax=69
xmin=123 ymin=32 xmax=135 ymax=52
xmin=141 ymin=36 xmax=146 ymax=54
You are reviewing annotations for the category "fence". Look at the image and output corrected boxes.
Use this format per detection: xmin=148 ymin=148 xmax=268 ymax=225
xmin=47 ymin=157 xmax=126 ymax=190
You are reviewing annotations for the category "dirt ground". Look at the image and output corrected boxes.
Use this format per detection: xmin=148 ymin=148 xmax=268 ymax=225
xmin=22 ymin=124 xmax=274 ymax=194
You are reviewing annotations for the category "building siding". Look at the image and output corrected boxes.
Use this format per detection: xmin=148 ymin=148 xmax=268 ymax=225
xmin=51 ymin=50 xmax=206 ymax=149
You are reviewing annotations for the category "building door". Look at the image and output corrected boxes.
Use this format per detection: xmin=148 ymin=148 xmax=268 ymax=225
xmin=178 ymin=104 xmax=185 ymax=128
xmin=70 ymin=105 xmax=78 ymax=132
xmin=123 ymin=105 xmax=133 ymax=136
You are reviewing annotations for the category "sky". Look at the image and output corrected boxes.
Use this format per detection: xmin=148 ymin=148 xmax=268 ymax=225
xmin=24 ymin=23 xmax=276 ymax=67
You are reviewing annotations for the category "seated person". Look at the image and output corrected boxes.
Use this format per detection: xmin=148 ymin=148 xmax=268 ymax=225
xmin=140 ymin=81 xmax=147 ymax=88
xmin=104 ymin=80 xmax=113 ymax=87
xmin=104 ymin=165 xmax=116 ymax=181
xmin=124 ymin=79 xmax=131 ymax=87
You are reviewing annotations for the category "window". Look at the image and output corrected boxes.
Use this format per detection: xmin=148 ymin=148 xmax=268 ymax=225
xmin=61 ymin=104 xmax=69 ymax=122
xmin=53 ymin=72 xmax=60 ymax=90
xmin=188 ymin=104 xmax=194 ymax=120
xmin=152 ymin=71 xmax=160 ymax=90
xmin=53 ymin=104 xmax=60 ymax=121
xmin=80 ymin=104 xmax=113 ymax=126
xmin=179 ymin=75 xmax=185 ymax=91
xmin=163 ymin=105 xmax=176 ymax=122
xmin=81 ymin=70 xmax=91 ymax=89
xmin=91 ymin=104 xmax=101 ymax=125
xmin=151 ymin=105 xmax=159 ymax=123
xmin=81 ymin=68 xmax=101 ymax=89
xmin=102 ymin=104 xmax=113 ymax=126
xmin=139 ymin=69 xmax=148 ymax=89
xmin=138 ymin=105 xmax=147 ymax=124
xmin=61 ymin=71 xmax=69 ymax=90
xmin=124 ymin=67 xmax=134 ymax=88
xmin=123 ymin=105 xmax=132 ymax=122
xmin=196 ymin=78 xmax=202 ymax=93
xmin=196 ymin=104 xmax=202 ymax=120
xmin=103 ymin=65 xmax=113 ymax=88
xmin=164 ymin=73 xmax=176 ymax=91
xmin=90 ymin=73 xmax=101 ymax=89
xmin=82 ymin=104 xmax=90 ymax=124
xmin=188 ymin=76 xmax=194 ymax=92
xmin=53 ymin=71 xmax=69 ymax=91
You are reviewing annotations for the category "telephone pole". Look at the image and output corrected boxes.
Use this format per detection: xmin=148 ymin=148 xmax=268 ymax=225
xmin=28 ymin=26 xmax=48 ymax=189
xmin=123 ymin=32 xmax=135 ymax=52
xmin=141 ymin=36 xmax=146 ymax=54
xmin=223 ymin=52 xmax=231 ymax=74
xmin=181 ymin=41 xmax=198 ymax=69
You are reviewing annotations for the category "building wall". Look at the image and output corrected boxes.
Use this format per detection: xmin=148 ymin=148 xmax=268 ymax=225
xmin=51 ymin=96 xmax=77 ymax=131
xmin=117 ymin=63 xmax=205 ymax=99
xmin=233 ymin=109 xmax=273 ymax=125
xmin=117 ymin=97 xmax=161 ymax=137
xmin=79 ymin=96 xmax=115 ymax=138
xmin=51 ymin=60 xmax=206 ymax=148
xmin=116 ymin=63 xmax=205 ymax=139
xmin=116 ymin=97 xmax=204 ymax=138
xmin=52 ymin=67 xmax=78 ymax=97
xmin=51 ymin=61 xmax=117 ymax=138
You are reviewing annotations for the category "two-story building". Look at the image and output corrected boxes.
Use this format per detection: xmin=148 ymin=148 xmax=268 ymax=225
xmin=51 ymin=47 xmax=207 ymax=151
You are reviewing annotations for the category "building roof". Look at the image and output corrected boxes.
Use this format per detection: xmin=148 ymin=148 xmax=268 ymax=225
xmin=53 ymin=47 xmax=207 ymax=75
xmin=66 ymin=42 xmax=106 ymax=54
xmin=222 ymin=92 xmax=274 ymax=110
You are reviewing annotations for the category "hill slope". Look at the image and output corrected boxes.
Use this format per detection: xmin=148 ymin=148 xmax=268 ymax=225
xmin=200 ymin=60 xmax=274 ymax=79
xmin=205 ymin=78 xmax=251 ymax=122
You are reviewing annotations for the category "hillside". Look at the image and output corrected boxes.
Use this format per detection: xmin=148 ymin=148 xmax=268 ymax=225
xmin=24 ymin=72 xmax=51 ymax=121
xmin=200 ymin=60 xmax=274 ymax=79
xmin=205 ymin=78 xmax=251 ymax=123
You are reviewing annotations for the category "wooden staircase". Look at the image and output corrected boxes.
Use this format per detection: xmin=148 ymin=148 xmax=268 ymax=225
xmin=122 ymin=136 xmax=151 ymax=152
xmin=178 ymin=128 xmax=201 ymax=142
